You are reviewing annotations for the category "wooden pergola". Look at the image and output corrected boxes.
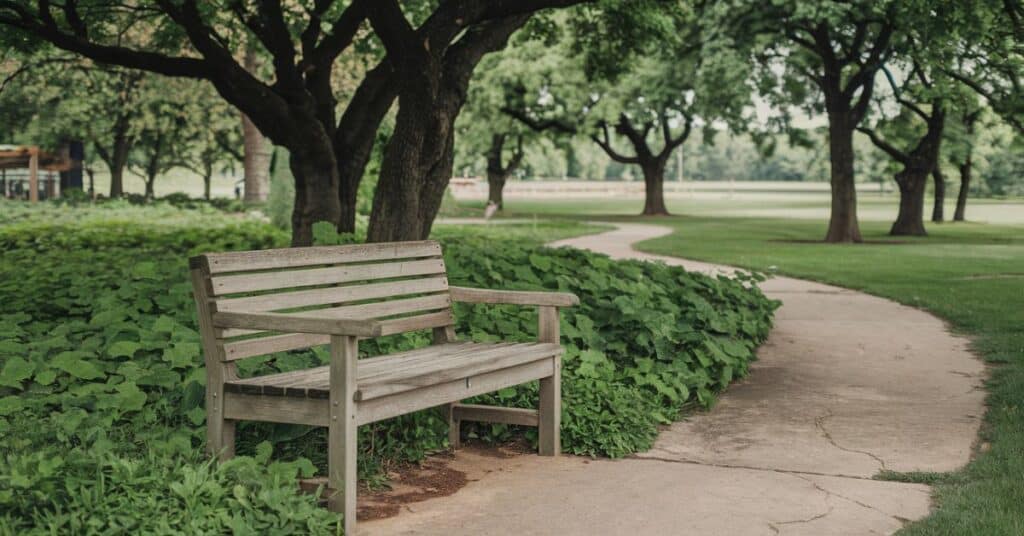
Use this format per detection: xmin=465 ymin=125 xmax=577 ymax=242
xmin=0 ymin=145 xmax=74 ymax=202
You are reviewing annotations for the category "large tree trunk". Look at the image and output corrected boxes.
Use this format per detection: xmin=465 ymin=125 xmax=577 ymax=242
xmin=367 ymin=80 xmax=454 ymax=242
xmin=891 ymin=170 xmax=929 ymax=236
xmin=145 ymin=175 xmax=156 ymax=198
xmin=288 ymin=142 xmax=341 ymax=246
xmin=931 ymin=167 xmax=945 ymax=222
xmin=366 ymin=16 xmax=528 ymax=243
xmin=824 ymin=112 xmax=862 ymax=242
xmin=241 ymin=45 xmax=272 ymax=204
xmin=640 ymin=158 xmax=670 ymax=216
xmin=954 ymin=153 xmax=972 ymax=221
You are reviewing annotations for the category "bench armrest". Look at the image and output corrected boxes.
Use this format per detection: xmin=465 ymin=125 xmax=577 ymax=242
xmin=212 ymin=311 xmax=383 ymax=337
xmin=449 ymin=286 xmax=579 ymax=307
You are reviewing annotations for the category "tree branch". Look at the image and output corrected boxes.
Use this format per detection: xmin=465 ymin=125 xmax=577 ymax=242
xmin=501 ymin=106 xmax=577 ymax=134
xmin=591 ymin=120 xmax=640 ymax=164
xmin=857 ymin=126 xmax=909 ymax=164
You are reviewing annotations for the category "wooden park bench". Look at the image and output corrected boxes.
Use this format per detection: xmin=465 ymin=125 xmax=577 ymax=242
xmin=189 ymin=240 xmax=577 ymax=534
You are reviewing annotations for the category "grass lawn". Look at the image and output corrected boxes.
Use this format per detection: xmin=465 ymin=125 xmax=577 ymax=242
xmin=491 ymin=199 xmax=1024 ymax=535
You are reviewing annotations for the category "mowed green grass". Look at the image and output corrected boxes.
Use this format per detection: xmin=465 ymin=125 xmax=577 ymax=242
xmin=490 ymin=198 xmax=1024 ymax=535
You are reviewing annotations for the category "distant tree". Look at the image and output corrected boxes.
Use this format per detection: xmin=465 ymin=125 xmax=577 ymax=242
xmin=501 ymin=6 xmax=751 ymax=215
xmin=720 ymin=0 xmax=899 ymax=242
xmin=940 ymin=0 xmax=1024 ymax=136
xmin=0 ymin=53 xmax=147 ymax=198
xmin=857 ymin=63 xmax=947 ymax=236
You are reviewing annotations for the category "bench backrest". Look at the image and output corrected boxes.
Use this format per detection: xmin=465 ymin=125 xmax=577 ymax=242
xmin=189 ymin=241 xmax=453 ymax=362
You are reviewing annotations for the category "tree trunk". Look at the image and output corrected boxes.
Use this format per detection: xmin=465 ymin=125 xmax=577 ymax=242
xmin=145 ymin=175 xmax=156 ymax=198
xmin=288 ymin=143 xmax=341 ymax=246
xmin=334 ymin=62 xmax=398 ymax=234
xmin=640 ymin=158 xmax=670 ymax=216
xmin=824 ymin=112 xmax=862 ymax=242
xmin=486 ymin=134 xmax=508 ymax=209
xmin=931 ymin=167 xmax=945 ymax=222
xmin=365 ymin=15 xmax=528 ymax=243
xmin=954 ymin=153 xmax=972 ymax=221
xmin=241 ymin=45 xmax=272 ymax=204
xmin=106 ymin=125 xmax=132 ymax=198
xmin=86 ymin=167 xmax=95 ymax=197
xmin=367 ymin=84 xmax=454 ymax=242
xmin=487 ymin=171 xmax=507 ymax=208
xmin=203 ymin=172 xmax=212 ymax=200
xmin=890 ymin=170 xmax=929 ymax=236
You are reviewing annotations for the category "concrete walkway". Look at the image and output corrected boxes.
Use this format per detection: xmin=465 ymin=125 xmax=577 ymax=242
xmin=362 ymin=223 xmax=986 ymax=535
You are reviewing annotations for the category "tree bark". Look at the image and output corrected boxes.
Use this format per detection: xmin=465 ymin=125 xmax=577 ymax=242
xmin=931 ymin=167 xmax=945 ymax=222
xmin=106 ymin=128 xmax=132 ymax=198
xmin=366 ymin=15 xmax=530 ymax=242
xmin=241 ymin=44 xmax=272 ymax=204
xmin=641 ymin=158 xmax=670 ymax=215
xmin=288 ymin=141 xmax=341 ymax=246
xmin=487 ymin=172 xmax=507 ymax=208
xmin=891 ymin=169 xmax=929 ymax=235
xmin=484 ymin=133 xmax=523 ymax=210
xmin=334 ymin=62 xmax=398 ymax=233
xmin=824 ymin=109 xmax=863 ymax=242
xmin=954 ymin=154 xmax=972 ymax=222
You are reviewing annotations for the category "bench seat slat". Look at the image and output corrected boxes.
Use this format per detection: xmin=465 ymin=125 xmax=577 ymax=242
xmin=223 ymin=342 xmax=562 ymax=402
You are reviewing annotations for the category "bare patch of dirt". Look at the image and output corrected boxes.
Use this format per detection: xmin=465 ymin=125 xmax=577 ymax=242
xmin=357 ymin=457 xmax=470 ymax=521
xmin=298 ymin=440 xmax=534 ymax=521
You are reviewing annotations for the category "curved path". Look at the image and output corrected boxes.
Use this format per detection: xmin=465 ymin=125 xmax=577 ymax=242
xmin=364 ymin=222 xmax=985 ymax=535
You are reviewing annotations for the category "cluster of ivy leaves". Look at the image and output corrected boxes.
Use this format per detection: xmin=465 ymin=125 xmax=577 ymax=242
xmin=0 ymin=205 xmax=777 ymax=533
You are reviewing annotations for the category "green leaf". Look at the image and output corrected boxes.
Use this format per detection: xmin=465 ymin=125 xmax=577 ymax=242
xmin=131 ymin=262 xmax=159 ymax=280
xmin=0 ymin=396 xmax=25 ymax=416
xmin=108 ymin=341 xmax=142 ymax=358
xmin=528 ymin=253 xmax=552 ymax=271
xmin=112 ymin=382 xmax=147 ymax=412
xmin=56 ymin=359 xmax=103 ymax=380
xmin=33 ymin=368 xmax=57 ymax=386
xmin=162 ymin=342 xmax=198 ymax=368
xmin=0 ymin=356 xmax=35 ymax=388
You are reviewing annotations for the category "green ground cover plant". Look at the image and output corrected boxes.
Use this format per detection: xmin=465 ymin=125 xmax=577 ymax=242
xmin=0 ymin=203 xmax=777 ymax=533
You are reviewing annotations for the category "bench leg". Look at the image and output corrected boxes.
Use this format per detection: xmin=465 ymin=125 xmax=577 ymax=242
xmin=448 ymin=403 xmax=461 ymax=449
xmin=329 ymin=335 xmax=358 ymax=534
xmin=538 ymin=356 xmax=561 ymax=456
xmin=537 ymin=306 xmax=562 ymax=456
xmin=206 ymin=382 xmax=236 ymax=461
xmin=207 ymin=415 xmax=236 ymax=461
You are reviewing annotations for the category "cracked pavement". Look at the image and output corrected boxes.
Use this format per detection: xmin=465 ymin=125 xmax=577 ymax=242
xmin=361 ymin=223 xmax=986 ymax=535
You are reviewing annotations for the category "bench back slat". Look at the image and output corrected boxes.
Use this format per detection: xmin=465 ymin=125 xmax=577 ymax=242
xmin=209 ymin=258 xmax=447 ymax=295
xmin=201 ymin=241 xmax=442 ymax=274
xmin=216 ymin=275 xmax=449 ymax=313
xmin=190 ymin=241 xmax=454 ymax=362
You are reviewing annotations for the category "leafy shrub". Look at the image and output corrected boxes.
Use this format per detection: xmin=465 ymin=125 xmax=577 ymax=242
xmin=0 ymin=207 xmax=777 ymax=532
